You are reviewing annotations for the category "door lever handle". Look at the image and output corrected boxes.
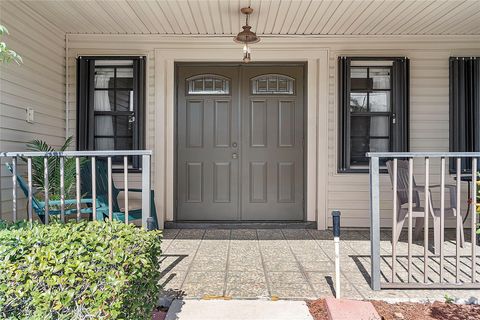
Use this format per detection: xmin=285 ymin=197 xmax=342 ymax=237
xmin=232 ymin=153 xmax=238 ymax=159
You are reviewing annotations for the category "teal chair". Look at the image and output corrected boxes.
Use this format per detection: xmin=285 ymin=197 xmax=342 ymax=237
xmin=6 ymin=163 xmax=97 ymax=223
xmin=80 ymin=159 xmax=158 ymax=228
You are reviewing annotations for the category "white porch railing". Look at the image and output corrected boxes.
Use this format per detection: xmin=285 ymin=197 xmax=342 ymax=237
xmin=0 ymin=150 xmax=152 ymax=228
xmin=368 ymin=152 xmax=480 ymax=290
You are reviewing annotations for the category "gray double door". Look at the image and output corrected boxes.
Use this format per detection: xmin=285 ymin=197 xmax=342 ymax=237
xmin=177 ymin=64 xmax=304 ymax=221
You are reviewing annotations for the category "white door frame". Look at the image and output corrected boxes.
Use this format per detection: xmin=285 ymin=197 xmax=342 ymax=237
xmin=154 ymin=40 xmax=329 ymax=229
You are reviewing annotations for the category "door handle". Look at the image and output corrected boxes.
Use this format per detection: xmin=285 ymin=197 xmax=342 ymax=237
xmin=232 ymin=142 xmax=238 ymax=148
xmin=232 ymin=153 xmax=238 ymax=159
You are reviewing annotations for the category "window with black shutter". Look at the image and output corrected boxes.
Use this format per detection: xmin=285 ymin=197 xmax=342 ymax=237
xmin=77 ymin=56 xmax=146 ymax=171
xmin=338 ymin=57 xmax=410 ymax=173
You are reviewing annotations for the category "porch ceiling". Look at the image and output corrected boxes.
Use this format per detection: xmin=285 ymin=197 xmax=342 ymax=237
xmin=14 ymin=0 xmax=480 ymax=36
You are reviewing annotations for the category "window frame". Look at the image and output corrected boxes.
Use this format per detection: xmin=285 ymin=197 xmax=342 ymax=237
xmin=76 ymin=56 xmax=146 ymax=172
xmin=338 ymin=57 xmax=410 ymax=173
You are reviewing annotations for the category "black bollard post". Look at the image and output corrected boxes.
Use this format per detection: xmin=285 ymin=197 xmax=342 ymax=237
xmin=332 ymin=210 xmax=341 ymax=298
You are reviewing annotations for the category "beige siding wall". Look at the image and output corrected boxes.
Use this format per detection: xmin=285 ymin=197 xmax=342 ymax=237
xmin=52 ymin=36 xmax=480 ymax=227
xmin=0 ymin=1 xmax=66 ymax=220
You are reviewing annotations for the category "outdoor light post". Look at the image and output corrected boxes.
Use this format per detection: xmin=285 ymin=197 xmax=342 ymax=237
xmin=332 ymin=210 xmax=341 ymax=299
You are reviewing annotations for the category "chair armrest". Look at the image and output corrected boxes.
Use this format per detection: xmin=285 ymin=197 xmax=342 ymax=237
xmin=117 ymin=188 xmax=154 ymax=193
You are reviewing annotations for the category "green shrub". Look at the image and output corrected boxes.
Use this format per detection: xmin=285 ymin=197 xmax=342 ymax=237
xmin=0 ymin=221 xmax=162 ymax=319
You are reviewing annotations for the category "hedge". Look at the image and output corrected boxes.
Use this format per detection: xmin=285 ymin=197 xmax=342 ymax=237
xmin=0 ymin=220 xmax=162 ymax=319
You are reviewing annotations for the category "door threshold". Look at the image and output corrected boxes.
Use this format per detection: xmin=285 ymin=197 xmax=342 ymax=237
xmin=165 ymin=221 xmax=317 ymax=229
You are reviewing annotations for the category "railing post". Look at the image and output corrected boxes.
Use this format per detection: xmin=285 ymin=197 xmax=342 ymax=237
xmin=11 ymin=157 xmax=17 ymax=222
xmin=141 ymin=154 xmax=151 ymax=229
xmin=369 ymin=156 xmax=381 ymax=291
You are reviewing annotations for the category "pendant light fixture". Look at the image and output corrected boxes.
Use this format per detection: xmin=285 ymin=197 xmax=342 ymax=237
xmin=234 ymin=7 xmax=260 ymax=63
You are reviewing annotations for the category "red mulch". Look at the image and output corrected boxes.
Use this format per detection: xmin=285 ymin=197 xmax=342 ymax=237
xmin=307 ymin=299 xmax=480 ymax=320
xmin=307 ymin=299 xmax=329 ymax=320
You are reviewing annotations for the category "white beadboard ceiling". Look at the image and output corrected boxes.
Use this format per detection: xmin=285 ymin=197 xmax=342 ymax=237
xmin=12 ymin=0 xmax=480 ymax=35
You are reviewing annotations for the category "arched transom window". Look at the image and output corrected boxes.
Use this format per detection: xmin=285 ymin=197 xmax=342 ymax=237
xmin=187 ymin=74 xmax=230 ymax=95
xmin=251 ymin=74 xmax=295 ymax=95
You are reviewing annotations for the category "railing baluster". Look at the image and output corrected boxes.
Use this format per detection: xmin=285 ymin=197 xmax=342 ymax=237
xmin=11 ymin=157 xmax=17 ymax=222
xmin=369 ymin=156 xmax=381 ymax=291
xmin=408 ymin=158 xmax=413 ymax=283
xmin=471 ymin=158 xmax=477 ymax=282
xmin=27 ymin=157 xmax=33 ymax=222
xmin=392 ymin=158 xmax=398 ymax=283
xmin=107 ymin=157 xmax=113 ymax=221
xmin=141 ymin=154 xmax=151 ymax=229
xmin=44 ymin=157 xmax=49 ymax=225
xmin=456 ymin=158 xmax=461 ymax=283
xmin=76 ymin=157 xmax=81 ymax=222
xmin=92 ymin=157 xmax=97 ymax=220
xmin=440 ymin=157 xmax=445 ymax=283
xmin=124 ymin=156 xmax=129 ymax=224
xmin=60 ymin=156 xmax=65 ymax=223
xmin=424 ymin=157 xmax=429 ymax=283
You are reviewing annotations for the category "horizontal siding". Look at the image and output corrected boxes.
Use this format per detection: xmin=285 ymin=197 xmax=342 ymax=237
xmin=65 ymin=35 xmax=480 ymax=227
xmin=0 ymin=1 xmax=65 ymax=220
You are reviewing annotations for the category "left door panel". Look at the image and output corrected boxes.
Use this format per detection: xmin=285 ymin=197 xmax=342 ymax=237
xmin=177 ymin=66 xmax=240 ymax=220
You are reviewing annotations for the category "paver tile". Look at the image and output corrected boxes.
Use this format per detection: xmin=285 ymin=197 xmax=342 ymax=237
xmin=267 ymin=271 xmax=308 ymax=285
xmin=184 ymin=271 xmax=226 ymax=283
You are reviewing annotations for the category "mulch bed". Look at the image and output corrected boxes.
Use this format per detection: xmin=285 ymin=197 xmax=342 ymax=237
xmin=307 ymin=299 xmax=480 ymax=320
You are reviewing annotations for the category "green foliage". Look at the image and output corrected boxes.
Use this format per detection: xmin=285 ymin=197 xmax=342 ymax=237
xmin=0 ymin=220 xmax=162 ymax=319
xmin=23 ymin=137 xmax=85 ymax=202
xmin=444 ymin=293 xmax=454 ymax=304
xmin=0 ymin=25 xmax=22 ymax=65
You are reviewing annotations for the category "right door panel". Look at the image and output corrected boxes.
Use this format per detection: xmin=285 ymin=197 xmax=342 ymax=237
xmin=241 ymin=66 xmax=304 ymax=220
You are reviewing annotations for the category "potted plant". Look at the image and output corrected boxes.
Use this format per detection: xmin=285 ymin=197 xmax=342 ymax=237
xmin=22 ymin=137 xmax=86 ymax=214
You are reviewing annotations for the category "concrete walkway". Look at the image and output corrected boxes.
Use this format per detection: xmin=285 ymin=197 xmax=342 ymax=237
xmin=159 ymin=228 xmax=480 ymax=303
xmin=165 ymin=300 xmax=313 ymax=320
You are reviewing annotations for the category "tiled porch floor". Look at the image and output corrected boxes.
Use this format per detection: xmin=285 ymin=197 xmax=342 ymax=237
xmin=159 ymin=228 xmax=480 ymax=301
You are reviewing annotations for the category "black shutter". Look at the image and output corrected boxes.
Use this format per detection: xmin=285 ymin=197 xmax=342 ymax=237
xmin=338 ymin=57 xmax=350 ymax=172
xmin=76 ymin=57 xmax=94 ymax=150
xmin=392 ymin=58 xmax=410 ymax=153
xmin=449 ymin=57 xmax=480 ymax=173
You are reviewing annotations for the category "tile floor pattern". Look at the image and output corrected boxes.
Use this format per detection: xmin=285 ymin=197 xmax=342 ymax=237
xmin=159 ymin=229 xmax=480 ymax=301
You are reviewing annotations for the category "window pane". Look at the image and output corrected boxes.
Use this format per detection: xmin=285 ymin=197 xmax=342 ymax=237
xmin=116 ymin=68 xmax=133 ymax=89
xmin=116 ymin=90 xmax=133 ymax=112
xmin=370 ymin=68 xmax=390 ymax=89
xmin=350 ymin=137 xmax=369 ymax=165
xmin=116 ymin=137 xmax=133 ymax=150
xmin=257 ymin=79 xmax=268 ymax=92
xmin=369 ymin=116 xmax=389 ymax=136
xmin=204 ymin=78 xmax=214 ymax=91
xmin=370 ymin=138 xmax=389 ymax=152
xmin=94 ymin=68 xmax=114 ymax=89
xmin=350 ymin=93 xmax=368 ymax=112
xmin=193 ymin=79 xmax=203 ymax=92
xmin=95 ymin=116 xmax=114 ymax=136
xmin=369 ymin=92 xmax=390 ymax=112
xmin=351 ymin=116 xmax=389 ymax=137
xmin=351 ymin=67 xmax=367 ymax=78
xmin=95 ymin=138 xmax=114 ymax=150
xmin=115 ymin=116 xmax=132 ymax=137
xmin=94 ymin=91 xmax=114 ymax=111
